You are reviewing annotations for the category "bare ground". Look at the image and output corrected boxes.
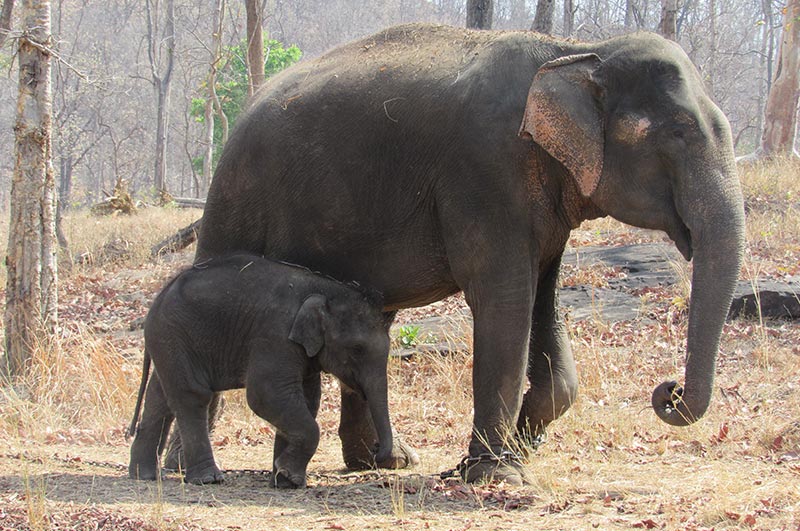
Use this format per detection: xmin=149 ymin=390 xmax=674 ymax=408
xmin=2 ymin=158 xmax=800 ymax=530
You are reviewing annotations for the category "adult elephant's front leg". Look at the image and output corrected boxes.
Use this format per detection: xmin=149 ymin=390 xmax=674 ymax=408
xmin=517 ymin=257 xmax=578 ymax=442
xmin=463 ymin=274 xmax=535 ymax=486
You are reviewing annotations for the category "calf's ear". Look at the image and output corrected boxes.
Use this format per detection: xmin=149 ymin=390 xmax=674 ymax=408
xmin=289 ymin=294 xmax=328 ymax=357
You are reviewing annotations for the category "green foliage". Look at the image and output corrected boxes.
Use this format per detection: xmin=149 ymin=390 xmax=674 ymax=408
xmin=397 ymin=325 xmax=421 ymax=348
xmin=192 ymin=36 xmax=301 ymax=172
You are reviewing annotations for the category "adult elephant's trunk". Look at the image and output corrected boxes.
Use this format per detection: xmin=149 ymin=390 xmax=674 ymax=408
xmin=652 ymin=156 xmax=745 ymax=426
xmin=364 ymin=377 xmax=394 ymax=463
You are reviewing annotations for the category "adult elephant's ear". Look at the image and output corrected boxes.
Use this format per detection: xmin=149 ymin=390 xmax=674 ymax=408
xmin=290 ymin=294 xmax=328 ymax=357
xmin=519 ymin=53 xmax=604 ymax=197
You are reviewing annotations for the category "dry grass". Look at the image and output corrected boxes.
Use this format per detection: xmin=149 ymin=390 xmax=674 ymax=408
xmin=0 ymin=158 xmax=798 ymax=529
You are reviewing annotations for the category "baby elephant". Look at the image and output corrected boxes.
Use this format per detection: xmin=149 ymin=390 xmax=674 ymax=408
xmin=128 ymin=254 xmax=393 ymax=488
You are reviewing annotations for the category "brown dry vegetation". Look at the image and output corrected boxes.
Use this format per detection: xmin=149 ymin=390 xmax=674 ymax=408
xmin=1 ymin=158 xmax=799 ymax=531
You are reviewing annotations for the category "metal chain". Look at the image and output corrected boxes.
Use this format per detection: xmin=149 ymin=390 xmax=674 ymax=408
xmin=2 ymin=438 xmax=545 ymax=484
xmin=0 ymin=452 xmax=128 ymax=472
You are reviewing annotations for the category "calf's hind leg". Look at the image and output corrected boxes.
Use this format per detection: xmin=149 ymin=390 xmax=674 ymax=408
xmin=129 ymin=372 xmax=174 ymax=480
xmin=170 ymin=387 xmax=224 ymax=485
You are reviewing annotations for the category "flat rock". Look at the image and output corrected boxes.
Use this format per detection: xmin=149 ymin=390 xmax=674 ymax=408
xmin=559 ymin=286 xmax=643 ymax=322
xmin=392 ymin=245 xmax=798 ymax=357
xmin=728 ymin=279 xmax=800 ymax=320
xmin=563 ymin=243 xmax=684 ymax=288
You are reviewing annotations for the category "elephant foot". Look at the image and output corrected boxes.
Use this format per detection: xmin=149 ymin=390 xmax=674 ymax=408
xmin=128 ymin=462 xmax=162 ymax=481
xmin=185 ymin=463 xmax=225 ymax=485
xmin=272 ymin=470 xmax=306 ymax=489
xmin=456 ymin=452 xmax=533 ymax=486
xmin=162 ymin=445 xmax=183 ymax=472
xmin=343 ymin=435 xmax=420 ymax=470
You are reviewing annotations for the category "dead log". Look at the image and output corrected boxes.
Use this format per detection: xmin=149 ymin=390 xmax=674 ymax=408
xmin=151 ymin=218 xmax=202 ymax=258
xmin=171 ymin=197 xmax=206 ymax=208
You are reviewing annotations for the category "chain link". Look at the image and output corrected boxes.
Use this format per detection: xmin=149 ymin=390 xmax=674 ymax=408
xmin=2 ymin=436 xmax=546 ymax=485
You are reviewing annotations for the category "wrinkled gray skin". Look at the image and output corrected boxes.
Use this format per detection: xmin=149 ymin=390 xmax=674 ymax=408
xmin=196 ymin=24 xmax=745 ymax=484
xmin=128 ymin=255 xmax=392 ymax=488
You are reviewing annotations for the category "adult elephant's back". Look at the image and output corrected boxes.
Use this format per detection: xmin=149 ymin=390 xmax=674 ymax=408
xmin=197 ymin=23 xmax=542 ymax=309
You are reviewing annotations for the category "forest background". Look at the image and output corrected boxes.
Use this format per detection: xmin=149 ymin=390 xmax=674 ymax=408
xmin=0 ymin=0 xmax=794 ymax=210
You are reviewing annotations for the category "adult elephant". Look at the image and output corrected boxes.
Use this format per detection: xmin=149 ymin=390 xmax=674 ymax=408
xmin=196 ymin=23 xmax=745 ymax=484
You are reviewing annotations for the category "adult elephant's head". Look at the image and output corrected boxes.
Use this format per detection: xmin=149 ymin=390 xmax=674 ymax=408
xmin=520 ymin=33 xmax=745 ymax=426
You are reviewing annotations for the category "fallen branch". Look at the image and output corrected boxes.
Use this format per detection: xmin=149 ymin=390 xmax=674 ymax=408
xmin=151 ymin=218 xmax=202 ymax=258
xmin=171 ymin=197 xmax=206 ymax=208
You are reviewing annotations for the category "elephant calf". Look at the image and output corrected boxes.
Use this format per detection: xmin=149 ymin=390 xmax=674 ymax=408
xmin=128 ymin=254 xmax=393 ymax=488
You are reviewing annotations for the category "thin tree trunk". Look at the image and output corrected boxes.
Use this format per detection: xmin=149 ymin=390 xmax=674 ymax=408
xmin=4 ymin=0 xmax=57 ymax=377
xmin=245 ymin=0 xmax=264 ymax=101
xmin=466 ymin=0 xmax=493 ymax=29
xmin=146 ymin=0 xmax=175 ymax=194
xmin=202 ymin=0 xmax=225 ymax=194
xmin=759 ymin=0 xmax=800 ymax=156
xmin=755 ymin=0 xmax=772 ymax=141
xmin=659 ymin=0 xmax=678 ymax=40
xmin=707 ymin=0 xmax=717 ymax=93
xmin=563 ymin=0 xmax=575 ymax=36
xmin=624 ymin=0 xmax=635 ymax=28
xmin=531 ymin=0 xmax=555 ymax=34
xmin=0 ymin=0 xmax=14 ymax=48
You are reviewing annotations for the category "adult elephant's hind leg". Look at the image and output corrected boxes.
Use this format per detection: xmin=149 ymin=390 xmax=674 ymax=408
xmin=517 ymin=258 xmax=578 ymax=443
xmin=339 ymin=311 xmax=420 ymax=470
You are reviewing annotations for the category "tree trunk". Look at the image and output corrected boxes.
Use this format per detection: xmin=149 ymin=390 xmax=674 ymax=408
xmin=707 ymin=0 xmax=717 ymax=93
xmin=466 ymin=0 xmax=493 ymax=29
xmin=146 ymin=0 xmax=175 ymax=194
xmin=531 ymin=0 xmax=555 ymax=34
xmin=4 ymin=0 xmax=58 ymax=377
xmin=202 ymin=0 xmax=225 ymax=195
xmin=624 ymin=0 xmax=635 ymax=28
xmin=759 ymin=0 xmax=800 ymax=157
xmin=0 ymin=0 xmax=14 ymax=48
xmin=245 ymin=0 xmax=264 ymax=101
xmin=658 ymin=0 xmax=678 ymax=40
xmin=563 ymin=0 xmax=575 ymax=36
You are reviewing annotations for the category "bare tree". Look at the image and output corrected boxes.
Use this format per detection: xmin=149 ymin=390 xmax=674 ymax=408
xmin=467 ymin=0 xmax=493 ymax=29
xmin=146 ymin=0 xmax=176 ymax=194
xmin=659 ymin=0 xmax=679 ymax=40
xmin=624 ymin=0 xmax=636 ymax=28
xmin=532 ymin=0 xmax=555 ymax=34
xmin=0 ymin=0 xmax=13 ymax=47
xmin=4 ymin=0 xmax=57 ymax=376
xmin=564 ymin=0 xmax=576 ymax=36
xmin=758 ymin=0 xmax=799 ymax=157
xmin=201 ymin=0 xmax=226 ymax=195
xmin=245 ymin=0 xmax=264 ymax=100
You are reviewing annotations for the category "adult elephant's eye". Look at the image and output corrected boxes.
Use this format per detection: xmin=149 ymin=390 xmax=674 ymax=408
xmin=672 ymin=128 xmax=685 ymax=139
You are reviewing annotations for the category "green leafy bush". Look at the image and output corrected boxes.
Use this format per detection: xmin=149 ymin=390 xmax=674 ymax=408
xmin=191 ymin=36 xmax=302 ymax=172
